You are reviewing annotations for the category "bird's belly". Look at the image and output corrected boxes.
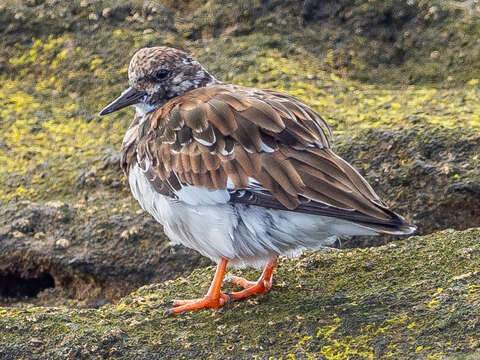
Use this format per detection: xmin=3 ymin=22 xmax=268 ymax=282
xmin=127 ymin=163 xmax=374 ymax=268
xmin=127 ymin=163 xmax=240 ymax=262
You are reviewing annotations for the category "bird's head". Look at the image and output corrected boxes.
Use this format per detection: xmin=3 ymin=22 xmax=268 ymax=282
xmin=100 ymin=46 xmax=216 ymax=116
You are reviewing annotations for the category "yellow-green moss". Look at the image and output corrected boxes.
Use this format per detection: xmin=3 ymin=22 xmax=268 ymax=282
xmin=1 ymin=229 xmax=479 ymax=359
xmin=1 ymin=32 xmax=479 ymax=205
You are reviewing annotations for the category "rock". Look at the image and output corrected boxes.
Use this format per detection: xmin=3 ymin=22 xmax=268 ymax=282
xmin=88 ymin=13 xmax=98 ymax=21
xmin=101 ymin=7 xmax=111 ymax=18
xmin=11 ymin=230 xmax=25 ymax=238
xmin=334 ymin=125 xmax=480 ymax=247
xmin=141 ymin=2 xmax=175 ymax=31
xmin=55 ymin=238 xmax=70 ymax=248
xmin=0 ymin=201 xmax=209 ymax=306
xmin=0 ymin=228 xmax=479 ymax=358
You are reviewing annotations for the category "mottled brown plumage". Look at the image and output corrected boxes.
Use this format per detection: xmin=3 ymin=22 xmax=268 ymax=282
xmin=100 ymin=46 xmax=415 ymax=315
xmin=121 ymin=83 xmax=409 ymax=234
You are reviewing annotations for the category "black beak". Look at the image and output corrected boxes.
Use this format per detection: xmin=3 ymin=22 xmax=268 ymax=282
xmin=99 ymin=87 xmax=146 ymax=116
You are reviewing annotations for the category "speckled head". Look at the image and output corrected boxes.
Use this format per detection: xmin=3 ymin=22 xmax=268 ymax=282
xmin=100 ymin=46 xmax=218 ymax=116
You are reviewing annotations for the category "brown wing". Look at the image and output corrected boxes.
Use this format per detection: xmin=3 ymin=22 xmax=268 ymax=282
xmin=136 ymin=84 xmax=413 ymax=235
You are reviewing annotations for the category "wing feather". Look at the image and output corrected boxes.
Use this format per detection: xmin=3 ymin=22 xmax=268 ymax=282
xmin=130 ymin=84 xmax=413 ymax=235
xmin=206 ymin=99 xmax=237 ymax=134
xmin=239 ymin=98 xmax=285 ymax=132
xmin=232 ymin=112 xmax=263 ymax=153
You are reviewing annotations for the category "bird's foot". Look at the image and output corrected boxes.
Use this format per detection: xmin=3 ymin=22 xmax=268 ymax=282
xmin=223 ymin=257 xmax=277 ymax=301
xmin=165 ymin=293 xmax=230 ymax=315
xmin=224 ymin=276 xmax=272 ymax=301
xmin=223 ymin=275 xmax=257 ymax=289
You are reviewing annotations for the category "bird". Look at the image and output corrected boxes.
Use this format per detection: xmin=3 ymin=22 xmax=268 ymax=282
xmin=99 ymin=46 xmax=416 ymax=315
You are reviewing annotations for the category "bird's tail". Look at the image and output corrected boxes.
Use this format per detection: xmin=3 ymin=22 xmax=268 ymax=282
xmin=351 ymin=209 xmax=417 ymax=236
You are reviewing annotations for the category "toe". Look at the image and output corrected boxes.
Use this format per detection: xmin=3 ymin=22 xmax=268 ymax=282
xmin=164 ymin=308 xmax=174 ymax=316
xmin=170 ymin=298 xmax=199 ymax=306
xmin=228 ymin=281 xmax=269 ymax=301
xmin=223 ymin=275 xmax=256 ymax=289
xmin=165 ymin=294 xmax=230 ymax=315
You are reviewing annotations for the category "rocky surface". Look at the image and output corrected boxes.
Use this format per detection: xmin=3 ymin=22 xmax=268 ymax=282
xmin=0 ymin=0 xmax=479 ymax=358
xmin=0 ymin=228 xmax=479 ymax=359
xmin=0 ymin=200 xmax=208 ymax=306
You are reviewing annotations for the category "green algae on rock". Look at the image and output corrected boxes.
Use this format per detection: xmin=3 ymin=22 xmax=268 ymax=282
xmin=0 ymin=228 xmax=479 ymax=359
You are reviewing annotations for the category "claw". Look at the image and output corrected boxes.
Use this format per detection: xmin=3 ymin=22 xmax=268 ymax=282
xmin=164 ymin=308 xmax=174 ymax=316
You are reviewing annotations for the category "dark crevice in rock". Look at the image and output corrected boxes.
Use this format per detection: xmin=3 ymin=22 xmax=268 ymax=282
xmin=0 ymin=271 xmax=55 ymax=300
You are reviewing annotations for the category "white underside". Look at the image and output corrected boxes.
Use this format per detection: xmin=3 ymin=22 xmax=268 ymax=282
xmin=128 ymin=163 xmax=377 ymax=268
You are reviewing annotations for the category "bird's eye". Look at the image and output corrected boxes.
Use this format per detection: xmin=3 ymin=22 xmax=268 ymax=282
xmin=153 ymin=69 xmax=169 ymax=81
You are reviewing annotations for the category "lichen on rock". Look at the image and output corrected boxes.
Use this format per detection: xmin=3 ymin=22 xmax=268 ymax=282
xmin=1 ymin=229 xmax=479 ymax=359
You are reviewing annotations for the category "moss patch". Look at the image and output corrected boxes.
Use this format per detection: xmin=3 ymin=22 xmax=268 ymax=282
xmin=1 ymin=228 xmax=479 ymax=359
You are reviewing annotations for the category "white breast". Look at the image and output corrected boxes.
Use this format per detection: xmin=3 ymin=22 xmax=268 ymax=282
xmin=127 ymin=163 xmax=377 ymax=269
xmin=128 ymin=163 xmax=238 ymax=262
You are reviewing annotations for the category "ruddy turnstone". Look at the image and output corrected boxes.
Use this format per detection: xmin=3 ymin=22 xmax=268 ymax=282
xmin=100 ymin=47 xmax=415 ymax=315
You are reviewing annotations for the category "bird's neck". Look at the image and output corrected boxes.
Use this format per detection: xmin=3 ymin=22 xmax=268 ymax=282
xmin=134 ymin=102 xmax=158 ymax=117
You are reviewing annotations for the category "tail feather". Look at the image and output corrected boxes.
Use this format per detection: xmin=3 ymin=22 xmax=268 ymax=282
xmin=350 ymin=211 xmax=417 ymax=236
xmin=295 ymin=200 xmax=416 ymax=235
xmin=231 ymin=190 xmax=416 ymax=236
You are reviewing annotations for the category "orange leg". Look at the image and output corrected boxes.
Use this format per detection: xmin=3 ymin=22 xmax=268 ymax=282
xmin=224 ymin=257 xmax=277 ymax=301
xmin=166 ymin=259 xmax=230 ymax=315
